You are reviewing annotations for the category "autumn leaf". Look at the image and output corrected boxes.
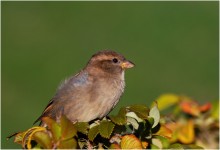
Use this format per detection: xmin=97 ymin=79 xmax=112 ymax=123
xmin=109 ymin=143 xmax=121 ymax=149
xmin=13 ymin=132 xmax=25 ymax=145
xmin=164 ymin=122 xmax=179 ymax=143
xmin=121 ymin=134 xmax=142 ymax=149
xmin=177 ymin=120 xmax=195 ymax=144
xmin=199 ymin=102 xmax=212 ymax=112
xmin=154 ymin=124 xmax=172 ymax=139
xmin=33 ymin=131 xmax=52 ymax=149
xmin=211 ymin=101 xmax=219 ymax=120
xmin=155 ymin=94 xmax=179 ymax=111
xmin=180 ymin=101 xmax=200 ymax=116
xmin=23 ymin=127 xmax=47 ymax=149
xmin=141 ymin=141 xmax=149 ymax=149
xmin=42 ymin=117 xmax=61 ymax=142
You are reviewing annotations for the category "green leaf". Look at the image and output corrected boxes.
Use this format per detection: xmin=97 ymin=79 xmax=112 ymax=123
xmin=147 ymin=117 xmax=154 ymax=127
xmin=42 ymin=117 xmax=61 ymax=142
xmin=126 ymin=112 xmax=143 ymax=122
xmin=170 ymin=143 xmax=203 ymax=149
xmin=127 ymin=117 xmax=139 ymax=130
xmin=149 ymin=103 xmax=160 ymax=128
xmin=169 ymin=143 xmax=184 ymax=149
xmin=88 ymin=124 xmax=99 ymax=141
xmin=155 ymin=94 xmax=179 ymax=111
xmin=32 ymin=144 xmax=42 ymax=149
xmin=109 ymin=107 xmax=127 ymax=125
xmin=211 ymin=101 xmax=219 ymax=120
xmin=181 ymin=144 xmax=204 ymax=149
xmin=60 ymin=115 xmax=77 ymax=140
xmin=23 ymin=127 xmax=47 ymax=149
xmin=99 ymin=120 xmax=115 ymax=139
xmin=121 ymin=134 xmax=142 ymax=149
xmin=150 ymin=144 xmax=160 ymax=149
xmin=127 ymin=104 xmax=149 ymax=119
xmin=58 ymin=138 xmax=77 ymax=149
xmin=152 ymin=138 xmax=162 ymax=149
xmin=113 ymin=125 xmax=127 ymax=135
xmin=74 ymin=122 xmax=89 ymax=135
xmin=33 ymin=131 xmax=52 ymax=149
xmin=153 ymin=135 xmax=170 ymax=149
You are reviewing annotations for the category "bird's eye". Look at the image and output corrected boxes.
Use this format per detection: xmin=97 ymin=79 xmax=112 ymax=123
xmin=112 ymin=58 xmax=118 ymax=63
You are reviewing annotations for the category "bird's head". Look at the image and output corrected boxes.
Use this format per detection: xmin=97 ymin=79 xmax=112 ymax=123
xmin=86 ymin=50 xmax=135 ymax=76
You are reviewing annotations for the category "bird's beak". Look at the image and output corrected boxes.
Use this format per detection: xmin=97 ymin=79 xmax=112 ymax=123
xmin=121 ymin=60 xmax=135 ymax=69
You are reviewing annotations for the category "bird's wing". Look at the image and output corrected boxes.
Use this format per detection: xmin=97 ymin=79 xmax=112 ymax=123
xmin=33 ymin=99 xmax=54 ymax=125
xmin=33 ymin=70 xmax=89 ymax=125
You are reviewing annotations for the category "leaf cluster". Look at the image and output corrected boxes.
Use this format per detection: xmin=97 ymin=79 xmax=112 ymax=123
xmin=9 ymin=94 xmax=218 ymax=149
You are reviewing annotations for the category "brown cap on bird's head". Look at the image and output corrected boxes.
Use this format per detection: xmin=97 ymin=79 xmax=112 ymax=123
xmin=88 ymin=50 xmax=135 ymax=72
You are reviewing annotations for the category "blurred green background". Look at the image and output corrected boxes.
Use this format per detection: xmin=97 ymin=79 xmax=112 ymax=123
xmin=2 ymin=1 xmax=219 ymax=148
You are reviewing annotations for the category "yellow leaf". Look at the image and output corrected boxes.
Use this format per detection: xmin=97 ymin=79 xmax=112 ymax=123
xmin=211 ymin=101 xmax=219 ymax=120
xmin=165 ymin=122 xmax=179 ymax=143
xmin=178 ymin=120 xmax=195 ymax=144
xmin=155 ymin=94 xmax=179 ymax=111
xmin=121 ymin=134 xmax=142 ymax=149
xmin=42 ymin=117 xmax=61 ymax=141
xmin=22 ymin=126 xmax=46 ymax=149
xmin=154 ymin=125 xmax=172 ymax=139
xmin=33 ymin=131 xmax=52 ymax=149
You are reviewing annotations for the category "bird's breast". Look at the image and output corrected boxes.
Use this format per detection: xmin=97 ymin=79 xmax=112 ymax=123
xmin=91 ymin=76 xmax=125 ymax=118
xmin=61 ymin=72 xmax=125 ymax=122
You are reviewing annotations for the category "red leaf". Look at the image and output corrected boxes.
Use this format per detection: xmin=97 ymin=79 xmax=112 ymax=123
xmin=199 ymin=102 xmax=212 ymax=112
xmin=180 ymin=101 xmax=200 ymax=116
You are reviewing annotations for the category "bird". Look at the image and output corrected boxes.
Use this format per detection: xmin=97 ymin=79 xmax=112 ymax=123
xmin=34 ymin=50 xmax=134 ymax=125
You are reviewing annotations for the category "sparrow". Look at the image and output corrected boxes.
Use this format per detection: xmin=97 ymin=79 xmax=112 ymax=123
xmin=34 ymin=50 xmax=134 ymax=124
